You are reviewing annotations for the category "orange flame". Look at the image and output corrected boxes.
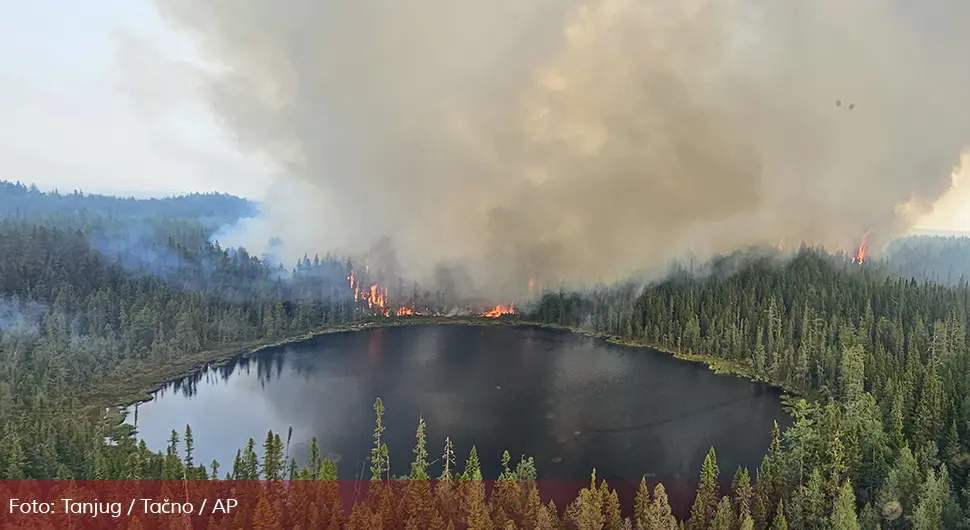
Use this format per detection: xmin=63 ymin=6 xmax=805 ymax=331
xmin=528 ymin=278 xmax=535 ymax=291
xmin=367 ymin=284 xmax=388 ymax=310
xmin=854 ymin=230 xmax=871 ymax=263
xmin=349 ymin=270 xmax=396 ymax=314
xmin=396 ymin=306 xmax=415 ymax=316
xmin=348 ymin=271 xmax=361 ymax=301
xmin=482 ymin=303 xmax=517 ymax=318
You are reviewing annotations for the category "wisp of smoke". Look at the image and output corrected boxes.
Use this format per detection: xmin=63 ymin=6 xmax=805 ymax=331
xmin=148 ymin=0 xmax=970 ymax=300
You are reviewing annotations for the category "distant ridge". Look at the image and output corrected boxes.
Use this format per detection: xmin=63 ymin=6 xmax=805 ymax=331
xmin=903 ymin=227 xmax=970 ymax=238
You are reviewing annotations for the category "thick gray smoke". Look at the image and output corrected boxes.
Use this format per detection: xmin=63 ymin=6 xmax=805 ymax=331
xmin=151 ymin=0 xmax=970 ymax=300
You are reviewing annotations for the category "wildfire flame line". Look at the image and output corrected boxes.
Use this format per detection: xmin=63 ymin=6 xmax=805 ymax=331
xmin=349 ymin=268 xmax=520 ymax=319
xmin=483 ymin=304 xmax=516 ymax=318
xmin=854 ymin=230 xmax=871 ymax=264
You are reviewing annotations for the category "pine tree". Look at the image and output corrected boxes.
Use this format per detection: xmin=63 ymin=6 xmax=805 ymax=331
xmin=465 ymin=477 xmax=492 ymax=530
xmin=907 ymin=468 xmax=945 ymax=530
xmin=262 ymin=431 xmax=284 ymax=480
xmin=943 ymin=419 xmax=960 ymax=460
xmin=651 ymin=483 xmax=677 ymax=530
xmin=888 ymin=393 xmax=906 ymax=451
xmin=523 ymin=485 xmax=545 ymax=530
xmin=634 ymin=477 xmax=653 ymax=530
xmin=492 ymin=451 xmax=523 ymax=528
xmin=830 ymin=480 xmax=860 ymax=530
xmin=731 ymin=467 xmax=753 ymax=521
xmin=710 ymin=497 xmax=735 ymax=530
xmin=410 ymin=416 xmax=430 ymax=480
xmin=183 ymin=424 xmax=195 ymax=472
xmin=514 ymin=455 xmax=537 ymax=482
xmin=370 ymin=397 xmax=389 ymax=481
xmin=252 ymin=494 xmax=281 ymax=530
xmin=572 ymin=470 xmax=605 ymax=530
xmin=462 ymin=446 xmax=482 ymax=481
xmin=770 ymin=501 xmax=788 ymax=530
xmin=857 ymin=503 xmax=879 ymax=530
xmin=793 ymin=468 xmax=825 ymax=530
xmin=535 ymin=505 xmax=555 ymax=530
xmin=840 ymin=344 xmax=865 ymax=403
xmin=1 ymin=431 xmax=27 ymax=479
xmin=688 ymin=448 xmax=719 ymax=530
xmin=240 ymin=439 xmax=260 ymax=480
xmin=915 ymin=365 xmax=944 ymax=446
xmin=601 ymin=480 xmax=622 ymax=530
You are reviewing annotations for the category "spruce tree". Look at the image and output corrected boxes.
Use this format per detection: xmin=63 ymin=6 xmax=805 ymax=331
xmin=731 ymin=467 xmax=753 ymax=521
xmin=688 ymin=448 xmax=719 ymax=530
xmin=183 ymin=424 xmax=194 ymax=472
xmin=770 ymin=501 xmax=788 ymax=530
xmin=370 ymin=397 xmax=389 ymax=481
xmin=410 ymin=416 xmax=429 ymax=480
xmin=462 ymin=446 xmax=482 ymax=481
xmin=262 ymin=431 xmax=284 ymax=480
xmin=710 ymin=497 xmax=735 ymax=530
xmin=634 ymin=477 xmax=653 ymax=530
xmin=840 ymin=344 xmax=865 ymax=403
xmin=651 ymin=483 xmax=677 ymax=530
xmin=830 ymin=480 xmax=860 ymax=530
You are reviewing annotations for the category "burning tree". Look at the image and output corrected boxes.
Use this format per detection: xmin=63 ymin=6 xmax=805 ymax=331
xmin=852 ymin=230 xmax=872 ymax=264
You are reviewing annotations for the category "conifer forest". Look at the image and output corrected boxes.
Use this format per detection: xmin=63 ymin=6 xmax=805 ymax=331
xmin=5 ymin=180 xmax=970 ymax=530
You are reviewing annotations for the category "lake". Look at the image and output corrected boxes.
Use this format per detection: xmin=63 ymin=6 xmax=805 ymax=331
xmin=129 ymin=324 xmax=789 ymax=510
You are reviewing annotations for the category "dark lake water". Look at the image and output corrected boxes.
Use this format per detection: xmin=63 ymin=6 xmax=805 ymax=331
xmin=130 ymin=324 xmax=789 ymax=508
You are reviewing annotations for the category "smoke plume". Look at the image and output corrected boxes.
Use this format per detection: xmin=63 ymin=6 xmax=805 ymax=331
xmin=150 ymin=0 xmax=970 ymax=300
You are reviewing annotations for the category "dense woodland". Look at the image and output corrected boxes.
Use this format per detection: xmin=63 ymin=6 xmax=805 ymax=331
xmin=1 ymin=182 xmax=969 ymax=528
xmin=0 ymin=180 xmax=255 ymax=227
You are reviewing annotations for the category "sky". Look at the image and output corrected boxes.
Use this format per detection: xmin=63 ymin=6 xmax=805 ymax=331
xmin=0 ymin=0 xmax=967 ymax=232
xmin=0 ymin=0 xmax=274 ymax=199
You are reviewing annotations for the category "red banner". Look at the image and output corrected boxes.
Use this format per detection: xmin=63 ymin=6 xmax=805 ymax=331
xmin=0 ymin=479 xmax=699 ymax=529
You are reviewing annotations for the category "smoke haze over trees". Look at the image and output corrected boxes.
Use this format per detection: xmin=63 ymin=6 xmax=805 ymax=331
xmin=141 ymin=0 xmax=970 ymax=299
xmin=5 ymin=186 xmax=970 ymax=527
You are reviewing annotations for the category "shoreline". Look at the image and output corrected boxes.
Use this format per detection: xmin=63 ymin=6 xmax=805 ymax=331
xmin=93 ymin=316 xmax=795 ymax=418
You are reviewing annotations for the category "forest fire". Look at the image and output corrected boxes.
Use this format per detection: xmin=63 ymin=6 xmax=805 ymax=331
xmin=348 ymin=270 xmax=393 ymax=315
xmin=368 ymin=284 xmax=388 ymax=310
xmin=348 ymin=271 xmax=360 ymax=301
xmin=853 ymin=230 xmax=872 ymax=264
xmin=482 ymin=304 xmax=517 ymax=318
xmin=349 ymin=266 xmax=521 ymax=319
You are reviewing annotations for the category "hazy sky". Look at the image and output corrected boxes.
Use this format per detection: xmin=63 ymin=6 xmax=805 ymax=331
xmin=0 ymin=0 xmax=967 ymax=233
xmin=0 ymin=0 xmax=273 ymax=198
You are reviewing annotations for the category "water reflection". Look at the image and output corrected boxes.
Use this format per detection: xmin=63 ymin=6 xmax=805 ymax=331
xmin=132 ymin=325 xmax=790 ymax=494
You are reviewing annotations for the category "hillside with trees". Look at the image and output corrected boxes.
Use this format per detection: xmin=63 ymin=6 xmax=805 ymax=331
xmin=0 ymin=180 xmax=256 ymax=227
xmin=882 ymin=235 xmax=970 ymax=286
xmin=531 ymin=247 xmax=970 ymax=528
xmin=0 ymin=186 xmax=968 ymax=528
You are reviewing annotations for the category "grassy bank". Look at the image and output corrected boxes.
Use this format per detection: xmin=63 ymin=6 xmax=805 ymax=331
xmin=87 ymin=315 xmax=796 ymax=419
